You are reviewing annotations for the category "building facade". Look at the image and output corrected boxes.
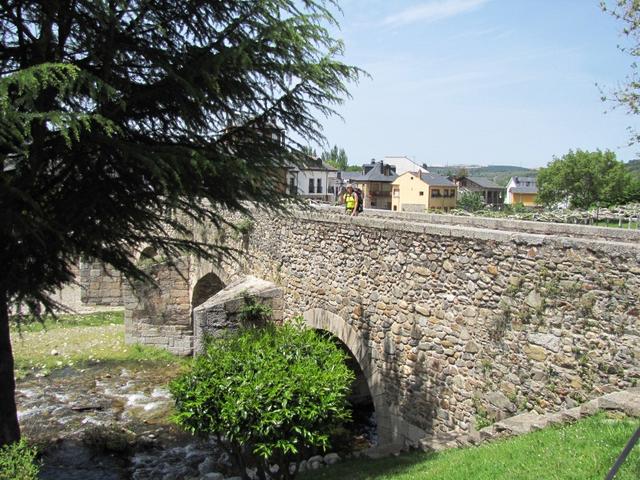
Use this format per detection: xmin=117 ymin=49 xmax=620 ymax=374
xmin=352 ymin=160 xmax=398 ymax=210
xmin=391 ymin=172 xmax=457 ymax=212
xmin=451 ymin=176 xmax=504 ymax=206
xmin=286 ymin=158 xmax=338 ymax=202
xmin=505 ymin=176 xmax=538 ymax=206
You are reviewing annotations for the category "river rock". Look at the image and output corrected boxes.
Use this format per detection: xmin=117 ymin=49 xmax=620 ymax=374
xmin=198 ymin=458 xmax=217 ymax=475
xmin=202 ymin=473 xmax=223 ymax=480
xmin=324 ymin=453 xmax=340 ymax=465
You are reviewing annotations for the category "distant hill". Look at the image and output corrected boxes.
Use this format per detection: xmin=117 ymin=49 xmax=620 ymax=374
xmin=626 ymin=159 xmax=640 ymax=176
xmin=426 ymin=165 xmax=538 ymax=187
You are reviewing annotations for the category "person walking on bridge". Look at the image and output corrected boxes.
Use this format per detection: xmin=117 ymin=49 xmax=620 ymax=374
xmin=343 ymin=184 xmax=359 ymax=217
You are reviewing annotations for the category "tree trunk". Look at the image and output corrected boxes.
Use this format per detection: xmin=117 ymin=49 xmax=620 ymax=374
xmin=0 ymin=291 xmax=20 ymax=446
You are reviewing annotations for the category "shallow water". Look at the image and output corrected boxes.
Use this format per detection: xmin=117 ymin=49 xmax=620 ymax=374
xmin=16 ymin=363 xmax=223 ymax=480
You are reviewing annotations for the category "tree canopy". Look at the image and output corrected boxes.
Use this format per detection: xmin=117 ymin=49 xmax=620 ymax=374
xmin=601 ymin=1 xmax=640 ymax=143
xmin=321 ymin=144 xmax=349 ymax=170
xmin=537 ymin=149 xmax=640 ymax=208
xmin=0 ymin=0 xmax=361 ymax=446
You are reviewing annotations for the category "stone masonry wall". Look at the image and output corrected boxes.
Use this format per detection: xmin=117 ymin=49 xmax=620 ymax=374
xmin=192 ymin=276 xmax=284 ymax=354
xmin=231 ymin=209 xmax=640 ymax=439
xmin=123 ymin=257 xmax=193 ymax=355
xmin=79 ymin=259 xmax=124 ymax=306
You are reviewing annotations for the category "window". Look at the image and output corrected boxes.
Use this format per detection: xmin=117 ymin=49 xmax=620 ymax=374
xmin=308 ymin=178 xmax=314 ymax=193
xmin=419 ymin=191 xmax=424 ymax=196
xmin=317 ymin=178 xmax=322 ymax=193
xmin=289 ymin=177 xmax=296 ymax=195
xmin=393 ymin=188 xmax=399 ymax=197
xmin=328 ymin=185 xmax=334 ymax=194
xmin=431 ymin=188 xmax=441 ymax=198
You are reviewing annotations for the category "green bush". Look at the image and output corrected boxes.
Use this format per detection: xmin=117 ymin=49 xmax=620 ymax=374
xmin=457 ymin=192 xmax=485 ymax=212
xmin=239 ymin=295 xmax=273 ymax=326
xmin=0 ymin=440 xmax=39 ymax=480
xmin=170 ymin=319 xmax=354 ymax=480
xmin=512 ymin=202 xmax=527 ymax=213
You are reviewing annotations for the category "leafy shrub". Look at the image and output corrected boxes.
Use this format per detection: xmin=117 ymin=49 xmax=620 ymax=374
xmin=0 ymin=440 xmax=39 ymax=480
xmin=239 ymin=295 xmax=273 ymax=326
xmin=170 ymin=319 xmax=354 ymax=480
xmin=235 ymin=217 xmax=255 ymax=235
xmin=512 ymin=202 xmax=527 ymax=213
xmin=457 ymin=192 xmax=485 ymax=212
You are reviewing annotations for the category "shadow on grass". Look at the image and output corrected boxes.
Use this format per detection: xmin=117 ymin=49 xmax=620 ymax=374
xmin=299 ymin=451 xmax=439 ymax=480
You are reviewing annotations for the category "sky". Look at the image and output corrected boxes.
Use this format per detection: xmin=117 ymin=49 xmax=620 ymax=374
xmin=317 ymin=0 xmax=639 ymax=168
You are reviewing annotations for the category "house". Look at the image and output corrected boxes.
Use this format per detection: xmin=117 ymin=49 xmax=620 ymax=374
xmin=505 ymin=176 xmax=538 ymax=206
xmin=286 ymin=157 xmax=338 ymax=202
xmin=383 ymin=156 xmax=429 ymax=175
xmin=349 ymin=160 xmax=398 ymax=210
xmin=391 ymin=172 xmax=458 ymax=212
xmin=451 ymin=175 xmax=504 ymax=206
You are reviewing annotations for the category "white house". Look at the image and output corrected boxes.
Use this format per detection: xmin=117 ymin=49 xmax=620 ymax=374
xmin=286 ymin=158 xmax=339 ymax=202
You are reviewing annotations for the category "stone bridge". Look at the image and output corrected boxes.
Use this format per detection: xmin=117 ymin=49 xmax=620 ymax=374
xmin=121 ymin=207 xmax=640 ymax=448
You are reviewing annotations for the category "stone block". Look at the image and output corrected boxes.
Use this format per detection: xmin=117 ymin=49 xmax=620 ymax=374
xmin=523 ymin=345 xmax=547 ymax=362
xmin=528 ymin=333 xmax=561 ymax=353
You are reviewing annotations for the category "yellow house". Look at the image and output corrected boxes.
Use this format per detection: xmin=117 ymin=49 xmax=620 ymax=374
xmin=505 ymin=176 xmax=538 ymax=206
xmin=391 ymin=172 xmax=458 ymax=212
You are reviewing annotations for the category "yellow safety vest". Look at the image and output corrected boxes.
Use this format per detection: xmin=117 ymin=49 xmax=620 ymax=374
xmin=344 ymin=192 xmax=356 ymax=209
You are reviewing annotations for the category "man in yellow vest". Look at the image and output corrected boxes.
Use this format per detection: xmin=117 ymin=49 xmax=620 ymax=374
xmin=343 ymin=184 xmax=359 ymax=217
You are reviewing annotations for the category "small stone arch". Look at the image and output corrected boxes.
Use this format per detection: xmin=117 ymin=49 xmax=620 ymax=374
xmin=191 ymin=272 xmax=225 ymax=310
xmin=135 ymin=245 xmax=160 ymax=263
xmin=139 ymin=246 xmax=158 ymax=261
xmin=302 ymin=308 xmax=394 ymax=445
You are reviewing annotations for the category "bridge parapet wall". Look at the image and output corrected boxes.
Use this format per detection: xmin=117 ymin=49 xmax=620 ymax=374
xmin=315 ymin=205 xmax=640 ymax=243
xmin=238 ymin=207 xmax=640 ymax=440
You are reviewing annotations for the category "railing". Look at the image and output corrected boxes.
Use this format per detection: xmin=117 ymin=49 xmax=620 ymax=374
xmin=606 ymin=426 xmax=640 ymax=480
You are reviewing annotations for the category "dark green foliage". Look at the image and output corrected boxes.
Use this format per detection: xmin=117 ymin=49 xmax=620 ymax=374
xmin=170 ymin=320 xmax=354 ymax=480
xmin=457 ymin=192 xmax=485 ymax=212
xmin=0 ymin=0 xmax=361 ymax=444
xmin=239 ymin=296 xmax=273 ymax=325
xmin=321 ymin=145 xmax=349 ymax=170
xmin=0 ymin=0 xmax=361 ymax=312
xmin=0 ymin=440 xmax=39 ymax=480
xmin=537 ymin=149 xmax=639 ymax=208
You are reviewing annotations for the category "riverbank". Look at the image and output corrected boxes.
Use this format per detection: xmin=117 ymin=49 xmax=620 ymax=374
xmin=10 ymin=312 xmax=226 ymax=480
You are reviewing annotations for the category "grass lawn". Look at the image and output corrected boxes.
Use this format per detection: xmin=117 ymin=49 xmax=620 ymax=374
xmin=10 ymin=310 xmax=184 ymax=378
xmin=594 ymin=220 xmax=640 ymax=229
xmin=302 ymin=414 xmax=640 ymax=480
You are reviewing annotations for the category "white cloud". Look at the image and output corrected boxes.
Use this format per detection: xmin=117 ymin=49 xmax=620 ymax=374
xmin=382 ymin=0 xmax=490 ymax=27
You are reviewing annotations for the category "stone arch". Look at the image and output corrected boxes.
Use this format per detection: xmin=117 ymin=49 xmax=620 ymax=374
xmin=191 ymin=272 xmax=225 ymax=310
xmin=139 ymin=246 xmax=158 ymax=261
xmin=302 ymin=308 xmax=393 ymax=445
